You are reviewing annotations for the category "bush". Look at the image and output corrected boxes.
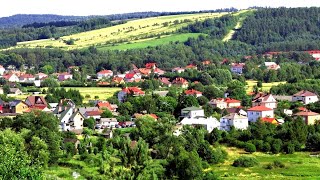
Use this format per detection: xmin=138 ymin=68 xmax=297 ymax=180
xmin=232 ymin=156 xmax=259 ymax=167
xmin=262 ymin=142 xmax=271 ymax=152
xmin=244 ymin=143 xmax=256 ymax=153
xmin=265 ymin=160 xmax=285 ymax=169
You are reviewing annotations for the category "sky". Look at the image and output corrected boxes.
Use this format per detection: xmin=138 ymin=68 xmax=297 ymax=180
xmin=0 ymin=0 xmax=319 ymax=17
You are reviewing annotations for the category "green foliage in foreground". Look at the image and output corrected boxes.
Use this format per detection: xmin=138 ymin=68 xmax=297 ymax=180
xmin=233 ymin=156 xmax=259 ymax=167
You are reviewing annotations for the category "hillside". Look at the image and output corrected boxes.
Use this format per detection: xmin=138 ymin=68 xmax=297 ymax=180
xmin=14 ymin=12 xmax=229 ymax=50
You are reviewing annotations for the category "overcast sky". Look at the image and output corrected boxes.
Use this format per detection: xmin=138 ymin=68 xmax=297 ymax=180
xmin=0 ymin=0 xmax=319 ymax=17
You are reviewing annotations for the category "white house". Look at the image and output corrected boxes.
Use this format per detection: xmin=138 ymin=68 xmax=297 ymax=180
xmin=292 ymin=90 xmax=319 ymax=105
xmin=184 ymin=89 xmax=202 ymax=97
xmin=172 ymin=67 xmax=185 ymax=73
xmin=0 ymin=65 xmax=5 ymax=75
xmin=117 ymin=87 xmax=145 ymax=102
xmin=252 ymin=93 xmax=277 ymax=109
xmin=247 ymin=106 xmax=274 ymax=123
xmin=57 ymin=107 xmax=84 ymax=131
xmin=180 ymin=116 xmax=220 ymax=133
xmin=97 ymin=70 xmax=113 ymax=79
xmin=181 ymin=107 xmax=205 ymax=118
xmin=230 ymin=63 xmax=245 ymax=74
xmin=3 ymin=74 xmax=19 ymax=82
xmin=220 ymin=113 xmax=249 ymax=131
xmin=58 ymin=72 xmax=73 ymax=81
xmin=264 ymin=62 xmax=280 ymax=70
xmin=209 ymin=98 xmax=241 ymax=109
xmin=99 ymin=118 xmax=118 ymax=127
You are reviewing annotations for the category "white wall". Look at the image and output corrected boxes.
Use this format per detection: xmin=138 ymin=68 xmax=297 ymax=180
xmin=247 ymin=110 xmax=274 ymax=122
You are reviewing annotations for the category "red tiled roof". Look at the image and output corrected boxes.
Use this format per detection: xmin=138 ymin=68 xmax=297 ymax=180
xmin=112 ymin=77 xmax=124 ymax=83
xmin=122 ymin=87 xmax=145 ymax=95
xmin=231 ymin=63 xmax=245 ymax=68
xmin=59 ymin=72 xmax=72 ymax=76
xmin=173 ymin=67 xmax=185 ymax=71
xmin=139 ymin=68 xmax=151 ymax=75
xmin=293 ymin=90 xmax=317 ymax=97
xmin=224 ymin=98 xmax=241 ymax=103
xmin=261 ymin=117 xmax=278 ymax=124
xmin=125 ymin=73 xmax=136 ymax=79
xmin=148 ymin=114 xmax=158 ymax=119
xmin=297 ymin=107 xmax=308 ymax=112
xmin=159 ymin=77 xmax=171 ymax=85
xmin=97 ymin=70 xmax=113 ymax=75
xmin=185 ymin=64 xmax=197 ymax=69
xmin=202 ymin=60 xmax=211 ymax=65
xmin=20 ymin=74 xmax=34 ymax=79
xmin=145 ymin=63 xmax=157 ymax=69
xmin=85 ymin=111 xmax=102 ymax=116
xmin=295 ymin=111 xmax=319 ymax=116
xmin=247 ymin=106 xmax=272 ymax=111
xmin=97 ymin=101 xmax=113 ymax=111
xmin=172 ymin=77 xmax=188 ymax=85
xmin=185 ymin=89 xmax=202 ymax=95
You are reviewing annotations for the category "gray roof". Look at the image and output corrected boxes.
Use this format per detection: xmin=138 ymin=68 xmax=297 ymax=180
xmin=9 ymin=100 xmax=22 ymax=107
xmin=182 ymin=107 xmax=203 ymax=111
xmin=78 ymin=107 xmax=99 ymax=115
xmin=59 ymin=107 xmax=72 ymax=121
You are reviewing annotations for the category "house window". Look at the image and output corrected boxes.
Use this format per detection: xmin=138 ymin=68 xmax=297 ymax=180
xmin=256 ymin=112 xmax=259 ymax=115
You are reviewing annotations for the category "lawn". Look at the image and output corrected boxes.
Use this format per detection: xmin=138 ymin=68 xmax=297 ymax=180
xmin=210 ymin=146 xmax=320 ymax=179
xmin=62 ymin=87 xmax=121 ymax=103
xmin=98 ymin=33 xmax=205 ymax=51
xmin=14 ymin=12 xmax=227 ymax=50
xmin=246 ymin=80 xmax=286 ymax=94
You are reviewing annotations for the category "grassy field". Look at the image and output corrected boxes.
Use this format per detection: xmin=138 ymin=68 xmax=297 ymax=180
xmin=15 ymin=12 xmax=227 ymax=50
xmin=62 ymin=87 xmax=120 ymax=103
xmin=12 ymin=87 xmax=120 ymax=103
xmin=246 ymin=80 xmax=286 ymax=94
xmin=98 ymin=33 xmax=205 ymax=51
xmin=210 ymin=146 xmax=320 ymax=179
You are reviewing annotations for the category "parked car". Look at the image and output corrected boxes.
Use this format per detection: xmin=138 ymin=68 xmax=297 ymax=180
xmin=95 ymin=124 xmax=102 ymax=129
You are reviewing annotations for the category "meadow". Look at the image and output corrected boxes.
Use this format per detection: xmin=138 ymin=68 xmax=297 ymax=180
xmin=98 ymin=33 xmax=205 ymax=51
xmin=246 ymin=80 xmax=286 ymax=94
xmin=210 ymin=146 xmax=320 ymax=179
xmin=15 ymin=12 xmax=227 ymax=50
xmin=12 ymin=87 xmax=120 ymax=103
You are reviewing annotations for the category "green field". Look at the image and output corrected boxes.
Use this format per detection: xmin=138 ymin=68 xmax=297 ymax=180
xmin=12 ymin=87 xmax=120 ymax=103
xmin=62 ymin=87 xmax=120 ymax=103
xmin=210 ymin=147 xmax=320 ymax=179
xmin=14 ymin=12 xmax=227 ymax=50
xmin=98 ymin=33 xmax=205 ymax=51
xmin=246 ymin=80 xmax=286 ymax=94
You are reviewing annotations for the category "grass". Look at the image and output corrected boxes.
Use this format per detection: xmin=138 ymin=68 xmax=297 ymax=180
xmin=62 ymin=87 xmax=121 ymax=103
xmin=98 ymin=33 xmax=205 ymax=51
xmin=12 ymin=87 xmax=120 ymax=103
xmin=44 ymin=166 xmax=86 ymax=180
xmin=210 ymin=146 xmax=320 ymax=179
xmin=246 ymin=80 xmax=286 ymax=94
xmin=14 ymin=12 xmax=227 ymax=50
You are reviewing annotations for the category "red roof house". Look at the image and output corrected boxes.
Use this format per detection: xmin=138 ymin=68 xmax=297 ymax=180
xmin=185 ymin=89 xmax=202 ymax=97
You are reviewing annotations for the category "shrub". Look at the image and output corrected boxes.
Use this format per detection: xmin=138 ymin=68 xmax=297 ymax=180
xmin=265 ymin=160 xmax=285 ymax=169
xmin=244 ymin=143 xmax=256 ymax=153
xmin=232 ymin=156 xmax=259 ymax=167
xmin=262 ymin=142 xmax=271 ymax=152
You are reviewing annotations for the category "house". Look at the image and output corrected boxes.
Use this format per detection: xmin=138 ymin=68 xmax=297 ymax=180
xmin=97 ymin=70 xmax=113 ymax=79
xmin=202 ymin=60 xmax=211 ymax=65
xmin=58 ymin=72 xmax=73 ymax=81
xmin=9 ymin=88 xmax=22 ymax=95
xmin=97 ymin=81 xmax=110 ymax=87
xmin=181 ymin=107 xmax=205 ymax=118
xmin=184 ymin=89 xmax=202 ymax=97
xmin=209 ymin=98 xmax=241 ymax=109
xmin=67 ymin=66 xmax=79 ymax=73
xmin=306 ymin=50 xmax=320 ymax=61
xmin=294 ymin=111 xmax=320 ymax=125
xmin=0 ymin=65 xmax=5 ymax=75
xmin=138 ymin=68 xmax=152 ymax=76
xmin=252 ymin=93 xmax=277 ymax=109
xmin=97 ymin=101 xmax=114 ymax=112
xmin=159 ymin=77 xmax=172 ymax=87
xmin=185 ymin=64 xmax=197 ymax=70
xmin=264 ymin=62 xmax=280 ymax=70
xmin=247 ymin=106 xmax=274 ymax=123
xmin=117 ymin=87 xmax=145 ymax=102
xmin=261 ymin=117 xmax=279 ymax=125
xmin=78 ymin=107 xmax=99 ymax=117
xmin=99 ymin=118 xmax=118 ymax=127
xmin=112 ymin=77 xmax=125 ymax=85
xmin=35 ymin=73 xmax=48 ymax=80
xmin=292 ymin=90 xmax=319 ymax=105
xmin=84 ymin=110 xmax=102 ymax=120
xmin=19 ymin=74 xmax=35 ymax=83
xmin=3 ymin=74 xmax=19 ymax=82
xmin=25 ymin=96 xmax=47 ymax=107
xmin=58 ymin=107 xmax=84 ymax=131
xmin=0 ymin=88 xmax=3 ymax=95
xmin=3 ymin=100 xmax=29 ymax=114
xmin=225 ymin=107 xmax=247 ymax=117
xmin=180 ymin=116 xmax=220 ymax=133
xmin=220 ymin=113 xmax=249 ymax=131
xmin=230 ymin=63 xmax=245 ymax=74
xmin=172 ymin=77 xmax=188 ymax=88
xmin=124 ymin=73 xmax=141 ymax=82
xmin=172 ymin=67 xmax=185 ymax=73
xmin=145 ymin=63 xmax=157 ymax=69
xmin=153 ymin=68 xmax=165 ymax=75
